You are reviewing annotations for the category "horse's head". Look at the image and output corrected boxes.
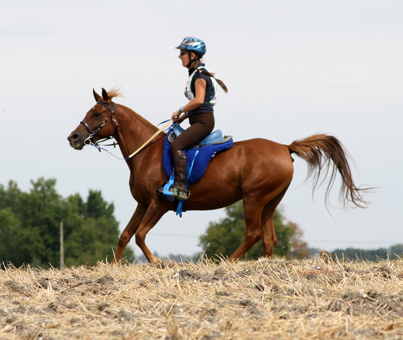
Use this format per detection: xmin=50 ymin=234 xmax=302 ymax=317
xmin=68 ymin=88 xmax=119 ymax=150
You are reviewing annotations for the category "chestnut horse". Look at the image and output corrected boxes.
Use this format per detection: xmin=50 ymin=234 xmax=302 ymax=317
xmin=68 ymin=89 xmax=367 ymax=263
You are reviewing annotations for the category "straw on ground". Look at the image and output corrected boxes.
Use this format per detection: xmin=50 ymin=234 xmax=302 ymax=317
xmin=0 ymin=256 xmax=402 ymax=339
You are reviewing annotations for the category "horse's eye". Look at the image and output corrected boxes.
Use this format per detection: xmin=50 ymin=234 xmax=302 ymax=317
xmin=93 ymin=112 xmax=102 ymax=118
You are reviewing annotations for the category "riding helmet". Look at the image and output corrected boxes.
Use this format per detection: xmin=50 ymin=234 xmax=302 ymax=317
xmin=176 ymin=37 xmax=206 ymax=56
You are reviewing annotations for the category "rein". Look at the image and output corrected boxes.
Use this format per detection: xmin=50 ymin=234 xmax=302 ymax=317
xmin=81 ymin=101 xmax=172 ymax=160
xmin=126 ymin=119 xmax=172 ymax=158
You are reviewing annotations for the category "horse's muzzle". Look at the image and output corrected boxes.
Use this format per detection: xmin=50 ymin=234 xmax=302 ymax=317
xmin=67 ymin=131 xmax=87 ymax=150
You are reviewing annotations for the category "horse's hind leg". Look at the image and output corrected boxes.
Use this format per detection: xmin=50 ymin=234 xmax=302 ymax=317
xmin=114 ymin=202 xmax=148 ymax=264
xmin=261 ymin=185 xmax=290 ymax=257
xmin=227 ymin=200 xmax=263 ymax=261
xmin=227 ymin=183 xmax=291 ymax=262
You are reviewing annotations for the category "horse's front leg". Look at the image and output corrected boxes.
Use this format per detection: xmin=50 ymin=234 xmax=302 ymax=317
xmin=113 ymin=202 xmax=148 ymax=264
xmin=135 ymin=201 xmax=169 ymax=263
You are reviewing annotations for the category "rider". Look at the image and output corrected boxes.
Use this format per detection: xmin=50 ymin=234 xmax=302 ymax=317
xmin=170 ymin=37 xmax=228 ymax=200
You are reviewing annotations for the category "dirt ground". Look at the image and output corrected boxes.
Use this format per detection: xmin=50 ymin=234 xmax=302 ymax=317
xmin=0 ymin=256 xmax=402 ymax=339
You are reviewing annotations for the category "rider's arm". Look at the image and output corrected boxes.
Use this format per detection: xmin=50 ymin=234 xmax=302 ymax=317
xmin=172 ymin=78 xmax=206 ymax=122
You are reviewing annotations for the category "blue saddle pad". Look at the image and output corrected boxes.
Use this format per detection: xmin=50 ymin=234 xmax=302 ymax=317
xmin=163 ymin=128 xmax=233 ymax=184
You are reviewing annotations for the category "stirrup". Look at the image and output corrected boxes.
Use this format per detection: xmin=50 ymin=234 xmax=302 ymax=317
xmin=170 ymin=187 xmax=189 ymax=200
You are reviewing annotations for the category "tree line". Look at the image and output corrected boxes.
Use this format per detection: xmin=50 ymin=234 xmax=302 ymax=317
xmin=0 ymin=178 xmax=134 ymax=268
xmin=330 ymin=245 xmax=403 ymax=261
xmin=5 ymin=178 xmax=397 ymax=266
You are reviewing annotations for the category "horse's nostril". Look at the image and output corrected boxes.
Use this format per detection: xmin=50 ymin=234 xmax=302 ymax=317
xmin=68 ymin=133 xmax=79 ymax=142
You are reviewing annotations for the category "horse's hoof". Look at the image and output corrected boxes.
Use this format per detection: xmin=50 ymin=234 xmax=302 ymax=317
xmin=148 ymin=255 xmax=162 ymax=265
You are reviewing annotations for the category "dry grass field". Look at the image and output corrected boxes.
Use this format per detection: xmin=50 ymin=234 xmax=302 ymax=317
xmin=0 ymin=255 xmax=402 ymax=340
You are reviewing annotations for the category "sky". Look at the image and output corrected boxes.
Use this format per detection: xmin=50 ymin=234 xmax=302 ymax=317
xmin=1 ymin=1 xmax=402 ymax=258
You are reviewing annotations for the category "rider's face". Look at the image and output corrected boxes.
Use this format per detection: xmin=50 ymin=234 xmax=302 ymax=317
xmin=179 ymin=50 xmax=195 ymax=67
xmin=179 ymin=50 xmax=188 ymax=67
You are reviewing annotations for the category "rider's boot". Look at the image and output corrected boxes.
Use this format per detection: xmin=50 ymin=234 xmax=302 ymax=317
xmin=170 ymin=150 xmax=189 ymax=200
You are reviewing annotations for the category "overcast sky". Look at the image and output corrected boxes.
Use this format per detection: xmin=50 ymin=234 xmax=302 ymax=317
xmin=1 ymin=1 xmax=402 ymax=258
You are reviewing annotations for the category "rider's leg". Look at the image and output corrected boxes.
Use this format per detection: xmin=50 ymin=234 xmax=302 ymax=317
xmin=169 ymin=113 xmax=214 ymax=200
xmin=170 ymin=150 xmax=188 ymax=200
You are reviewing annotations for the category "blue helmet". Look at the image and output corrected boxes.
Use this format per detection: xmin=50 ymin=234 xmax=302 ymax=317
xmin=176 ymin=37 xmax=206 ymax=56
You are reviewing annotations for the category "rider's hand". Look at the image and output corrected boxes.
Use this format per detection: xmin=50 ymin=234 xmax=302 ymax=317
xmin=171 ymin=110 xmax=181 ymax=122
xmin=172 ymin=111 xmax=187 ymax=124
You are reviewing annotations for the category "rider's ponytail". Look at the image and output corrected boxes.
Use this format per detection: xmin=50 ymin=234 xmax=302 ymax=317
xmin=198 ymin=69 xmax=228 ymax=93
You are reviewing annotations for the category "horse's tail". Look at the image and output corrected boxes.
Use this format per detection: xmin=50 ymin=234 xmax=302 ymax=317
xmin=287 ymin=134 xmax=370 ymax=209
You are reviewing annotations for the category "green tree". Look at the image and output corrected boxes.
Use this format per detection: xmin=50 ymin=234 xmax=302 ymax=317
xmin=0 ymin=208 xmax=24 ymax=265
xmin=389 ymin=244 xmax=403 ymax=259
xmin=287 ymin=221 xmax=311 ymax=259
xmin=0 ymin=178 xmax=134 ymax=268
xmin=199 ymin=201 xmax=309 ymax=260
xmin=63 ymin=190 xmax=134 ymax=266
xmin=0 ymin=180 xmax=20 ymax=211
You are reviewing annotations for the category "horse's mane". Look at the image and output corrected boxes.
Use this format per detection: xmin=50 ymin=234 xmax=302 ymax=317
xmin=107 ymin=88 xmax=124 ymax=99
xmin=108 ymin=88 xmax=158 ymax=132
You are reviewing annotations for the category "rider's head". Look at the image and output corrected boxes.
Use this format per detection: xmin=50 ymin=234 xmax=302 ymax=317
xmin=176 ymin=37 xmax=206 ymax=68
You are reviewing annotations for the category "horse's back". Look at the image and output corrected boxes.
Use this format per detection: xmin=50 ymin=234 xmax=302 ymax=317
xmin=230 ymin=138 xmax=294 ymax=183
xmin=217 ymin=138 xmax=293 ymax=174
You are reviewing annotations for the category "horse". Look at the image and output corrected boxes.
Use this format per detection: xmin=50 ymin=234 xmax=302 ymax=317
xmin=68 ymin=88 xmax=368 ymax=263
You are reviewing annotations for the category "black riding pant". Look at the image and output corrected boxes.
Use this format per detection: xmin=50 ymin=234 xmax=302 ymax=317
xmin=170 ymin=112 xmax=215 ymax=154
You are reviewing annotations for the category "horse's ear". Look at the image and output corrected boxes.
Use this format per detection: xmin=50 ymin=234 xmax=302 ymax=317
xmin=93 ymin=89 xmax=102 ymax=102
xmin=102 ymin=88 xmax=109 ymax=101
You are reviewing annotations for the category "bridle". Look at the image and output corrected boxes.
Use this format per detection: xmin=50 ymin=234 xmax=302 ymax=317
xmin=79 ymin=101 xmax=172 ymax=160
xmin=81 ymin=102 xmax=119 ymax=146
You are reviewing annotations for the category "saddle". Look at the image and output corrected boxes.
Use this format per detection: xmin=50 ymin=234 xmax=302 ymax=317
xmin=157 ymin=123 xmax=233 ymax=216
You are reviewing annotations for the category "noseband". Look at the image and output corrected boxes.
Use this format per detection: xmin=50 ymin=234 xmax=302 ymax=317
xmin=81 ymin=102 xmax=119 ymax=145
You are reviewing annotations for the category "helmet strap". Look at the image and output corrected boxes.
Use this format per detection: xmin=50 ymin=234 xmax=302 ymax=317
xmin=186 ymin=51 xmax=193 ymax=68
xmin=186 ymin=51 xmax=201 ymax=69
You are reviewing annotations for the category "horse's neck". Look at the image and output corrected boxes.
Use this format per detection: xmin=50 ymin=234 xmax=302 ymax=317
xmin=114 ymin=105 xmax=163 ymax=161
